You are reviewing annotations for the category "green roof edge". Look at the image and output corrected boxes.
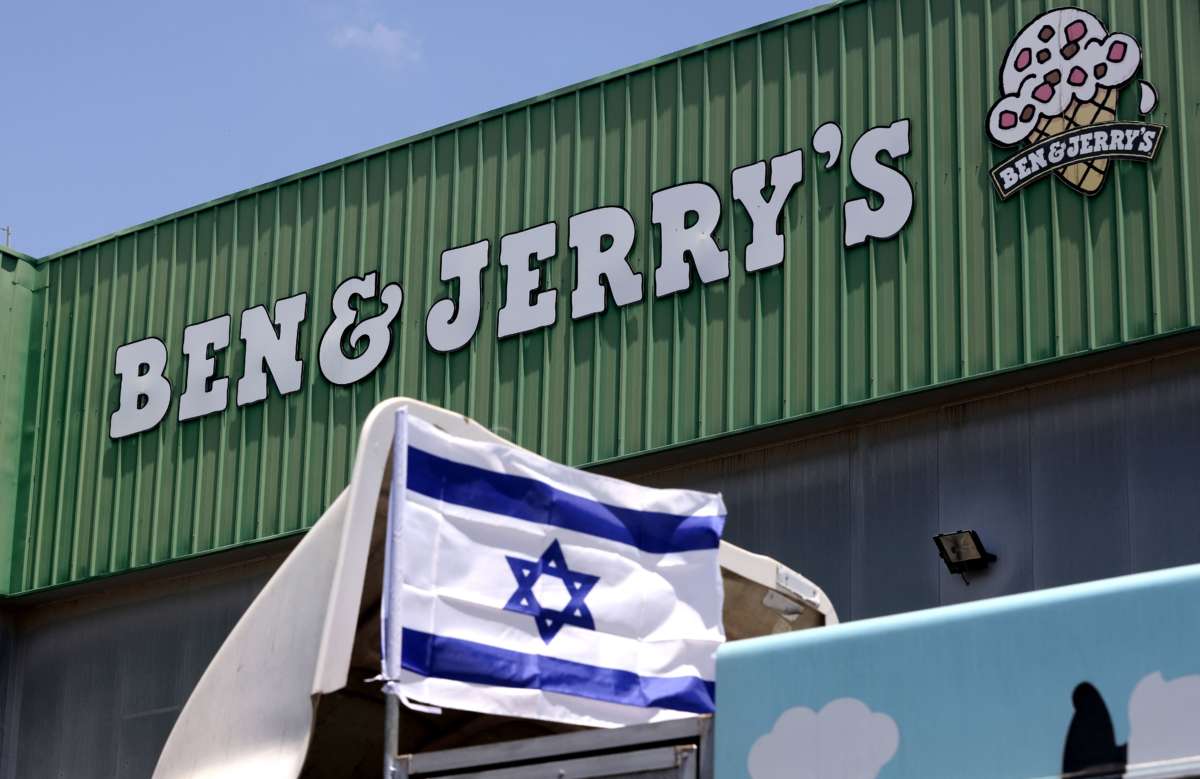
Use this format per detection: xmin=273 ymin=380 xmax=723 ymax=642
xmin=0 ymin=246 xmax=42 ymax=265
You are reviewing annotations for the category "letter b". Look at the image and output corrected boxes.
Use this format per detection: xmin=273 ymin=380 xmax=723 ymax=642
xmin=110 ymin=338 xmax=172 ymax=438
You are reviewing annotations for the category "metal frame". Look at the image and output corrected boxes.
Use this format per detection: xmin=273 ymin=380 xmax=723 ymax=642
xmin=386 ymin=707 xmax=712 ymax=778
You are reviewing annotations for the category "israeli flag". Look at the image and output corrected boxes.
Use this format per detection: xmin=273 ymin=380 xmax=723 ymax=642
xmin=380 ymin=409 xmax=726 ymax=728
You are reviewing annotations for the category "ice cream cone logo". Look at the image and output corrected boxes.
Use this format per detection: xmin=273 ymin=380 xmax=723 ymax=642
xmin=987 ymin=8 xmax=1164 ymax=200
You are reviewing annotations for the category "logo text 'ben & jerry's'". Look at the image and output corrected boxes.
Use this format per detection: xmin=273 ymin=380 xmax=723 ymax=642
xmin=987 ymin=8 xmax=1163 ymax=200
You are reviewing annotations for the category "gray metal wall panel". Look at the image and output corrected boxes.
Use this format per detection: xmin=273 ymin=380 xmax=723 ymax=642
xmin=633 ymin=347 xmax=1200 ymax=621
xmin=753 ymin=433 xmax=853 ymax=616
xmin=1029 ymin=370 xmax=1132 ymax=589
xmin=1125 ymin=352 xmax=1200 ymax=572
xmin=853 ymin=415 xmax=941 ymax=618
xmin=1 ymin=560 xmax=275 ymax=779
xmin=0 ymin=614 xmax=12 ymax=771
xmin=936 ymin=392 xmax=1033 ymax=604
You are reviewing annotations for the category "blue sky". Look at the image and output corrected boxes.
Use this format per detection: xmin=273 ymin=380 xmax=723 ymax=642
xmin=2 ymin=0 xmax=820 ymax=258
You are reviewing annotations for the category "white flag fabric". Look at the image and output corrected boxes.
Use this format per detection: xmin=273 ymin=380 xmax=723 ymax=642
xmin=380 ymin=409 xmax=726 ymax=728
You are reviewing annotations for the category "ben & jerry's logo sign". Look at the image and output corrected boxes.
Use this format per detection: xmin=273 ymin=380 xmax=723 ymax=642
xmin=986 ymin=8 xmax=1163 ymax=200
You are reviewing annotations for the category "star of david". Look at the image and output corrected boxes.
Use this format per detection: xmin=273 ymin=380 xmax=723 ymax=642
xmin=504 ymin=539 xmax=600 ymax=644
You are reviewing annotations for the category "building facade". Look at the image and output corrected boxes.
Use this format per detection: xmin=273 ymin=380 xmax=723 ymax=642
xmin=2 ymin=0 xmax=1199 ymax=774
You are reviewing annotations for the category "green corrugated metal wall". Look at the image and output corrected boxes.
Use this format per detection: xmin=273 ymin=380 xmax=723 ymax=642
xmin=0 ymin=249 xmax=42 ymax=591
xmin=5 ymin=0 xmax=1198 ymax=594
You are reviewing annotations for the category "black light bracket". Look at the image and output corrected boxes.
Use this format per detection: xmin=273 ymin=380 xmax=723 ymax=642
xmin=932 ymin=530 xmax=997 ymax=586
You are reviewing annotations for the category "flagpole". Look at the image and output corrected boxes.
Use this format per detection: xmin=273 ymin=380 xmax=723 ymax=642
xmin=382 ymin=409 xmax=406 ymax=777
xmin=384 ymin=693 xmax=401 ymax=777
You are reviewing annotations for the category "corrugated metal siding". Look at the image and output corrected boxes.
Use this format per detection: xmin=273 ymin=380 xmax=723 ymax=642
xmin=0 ymin=556 xmax=280 ymax=779
xmin=637 ymin=348 xmax=1200 ymax=620
xmin=0 ymin=251 xmax=40 ymax=591
xmin=7 ymin=0 xmax=1199 ymax=593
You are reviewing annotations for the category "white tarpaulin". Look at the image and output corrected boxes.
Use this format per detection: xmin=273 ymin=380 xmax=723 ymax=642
xmin=380 ymin=408 xmax=726 ymax=727
xmin=153 ymin=398 xmax=834 ymax=779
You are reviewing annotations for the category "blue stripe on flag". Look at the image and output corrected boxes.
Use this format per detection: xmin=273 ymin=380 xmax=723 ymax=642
xmin=406 ymin=446 xmax=723 ymax=554
xmin=402 ymin=628 xmax=716 ymax=714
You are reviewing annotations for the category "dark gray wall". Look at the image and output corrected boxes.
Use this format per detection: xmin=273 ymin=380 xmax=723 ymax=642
xmin=638 ymin=347 xmax=1200 ymax=621
xmin=0 ymin=555 xmax=280 ymax=779
xmin=0 ymin=612 xmax=12 ymax=770
xmin=3 ymin=346 xmax=1200 ymax=776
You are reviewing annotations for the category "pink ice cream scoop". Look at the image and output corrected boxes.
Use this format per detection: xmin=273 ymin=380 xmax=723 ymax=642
xmin=987 ymin=8 xmax=1141 ymax=147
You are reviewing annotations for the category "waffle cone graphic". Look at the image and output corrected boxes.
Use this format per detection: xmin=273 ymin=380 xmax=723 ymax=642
xmin=1026 ymin=86 xmax=1119 ymax=194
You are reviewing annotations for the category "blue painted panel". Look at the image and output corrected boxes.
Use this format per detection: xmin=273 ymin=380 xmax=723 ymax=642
xmin=716 ymin=564 xmax=1200 ymax=778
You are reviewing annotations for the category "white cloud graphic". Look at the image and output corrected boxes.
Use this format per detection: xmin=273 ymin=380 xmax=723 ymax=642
xmin=1127 ymin=672 xmax=1200 ymax=768
xmin=748 ymin=698 xmax=899 ymax=779
xmin=332 ymin=22 xmax=420 ymax=68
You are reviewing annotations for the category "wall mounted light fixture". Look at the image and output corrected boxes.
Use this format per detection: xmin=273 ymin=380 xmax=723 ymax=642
xmin=933 ymin=530 xmax=997 ymax=585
